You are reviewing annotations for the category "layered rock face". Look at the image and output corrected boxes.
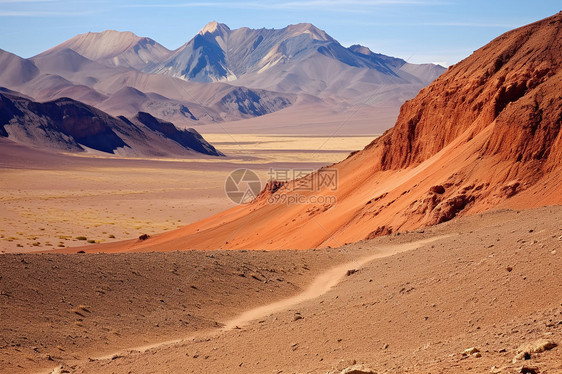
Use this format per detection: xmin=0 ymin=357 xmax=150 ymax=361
xmin=376 ymin=12 xmax=561 ymax=173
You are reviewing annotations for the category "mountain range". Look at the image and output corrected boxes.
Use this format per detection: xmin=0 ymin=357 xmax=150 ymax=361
xmin=148 ymin=22 xmax=442 ymax=89
xmin=0 ymin=90 xmax=222 ymax=157
xmin=0 ymin=22 xmax=445 ymax=138
xmin=80 ymin=12 xmax=562 ymax=251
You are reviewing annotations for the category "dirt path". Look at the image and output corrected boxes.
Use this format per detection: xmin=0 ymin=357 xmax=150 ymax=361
xmin=222 ymin=236 xmax=448 ymax=330
xmin=47 ymin=235 xmax=448 ymax=373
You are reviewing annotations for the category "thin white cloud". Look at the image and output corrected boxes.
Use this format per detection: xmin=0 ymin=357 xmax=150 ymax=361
xmin=117 ymin=2 xmax=229 ymax=8
xmin=328 ymin=18 xmax=517 ymax=28
xmin=119 ymin=0 xmax=443 ymax=10
xmin=0 ymin=0 xmax=56 ymax=3
xmin=0 ymin=9 xmax=97 ymax=16
xmin=269 ymin=0 xmax=443 ymax=7
xmin=420 ymin=21 xmax=516 ymax=28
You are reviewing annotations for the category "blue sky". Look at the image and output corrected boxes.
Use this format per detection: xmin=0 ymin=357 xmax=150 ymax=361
xmin=0 ymin=0 xmax=560 ymax=66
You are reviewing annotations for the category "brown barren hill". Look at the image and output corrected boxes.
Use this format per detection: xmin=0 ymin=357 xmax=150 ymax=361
xmin=56 ymin=13 xmax=562 ymax=253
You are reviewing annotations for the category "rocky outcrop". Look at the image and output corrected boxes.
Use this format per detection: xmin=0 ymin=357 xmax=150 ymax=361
xmin=366 ymin=225 xmax=393 ymax=239
xmin=374 ymin=12 xmax=561 ymax=174
xmin=131 ymin=111 xmax=223 ymax=156
xmin=216 ymin=87 xmax=291 ymax=117
xmin=1 ymin=92 xmax=127 ymax=153
xmin=330 ymin=365 xmax=377 ymax=374
xmin=513 ymin=339 xmax=557 ymax=362
xmin=342 ymin=12 xmax=561 ymax=232
xmin=430 ymin=194 xmax=474 ymax=224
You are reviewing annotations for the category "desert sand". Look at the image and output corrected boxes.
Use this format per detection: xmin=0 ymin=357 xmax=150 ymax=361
xmin=1 ymin=206 xmax=560 ymax=373
xmin=0 ymin=134 xmax=373 ymax=254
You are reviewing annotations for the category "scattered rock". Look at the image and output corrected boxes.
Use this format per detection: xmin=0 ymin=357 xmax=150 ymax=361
xmin=513 ymin=339 xmax=557 ymax=362
xmin=346 ymin=269 xmax=359 ymax=276
xmin=366 ymin=225 xmax=393 ymax=240
xmin=500 ymin=181 xmax=521 ymax=198
xmin=463 ymin=347 xmax=480 ymax=355
xmin=339 ymin=365 xmax=377 ymax=374
xmin=463 ymin=347 xmax=480 ymax=357
xmin=138 ymin=234 xmax=150 ymax=241
xmin=399 ymin=286 xmax=415 ymax=294
xmin=330 ymin=359 xmax=357 ymax=372
xmin=76 ymin=250 xmax=85 ymax=254
xmin=430 ymin=185 xmax=446 ymax=194
xmin=431 ymin=194 xmax=473 ymax=224
xmin=506 ymin=266 xmax=513 ymax=272
xmin=518 ymin=367 xmax=539 ymax=374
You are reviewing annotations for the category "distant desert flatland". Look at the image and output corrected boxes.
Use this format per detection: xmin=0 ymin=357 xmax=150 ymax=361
xmin=1 ymin=134 xmax=368 ymax=254
xmin=0 ymin=11 xmax=561 ymax=374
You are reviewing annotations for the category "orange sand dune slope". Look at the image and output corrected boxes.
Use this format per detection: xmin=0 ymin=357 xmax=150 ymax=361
xmin=66 ymin=13 xmax=562 ymax=253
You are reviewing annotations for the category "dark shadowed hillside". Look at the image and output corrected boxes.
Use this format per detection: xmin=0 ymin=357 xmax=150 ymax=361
xmin=0 ymin=92 xmax=223 ymax=157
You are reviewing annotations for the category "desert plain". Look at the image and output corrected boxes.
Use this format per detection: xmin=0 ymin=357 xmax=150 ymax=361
xmin=0 ymin=134 xmax=374 ymax=254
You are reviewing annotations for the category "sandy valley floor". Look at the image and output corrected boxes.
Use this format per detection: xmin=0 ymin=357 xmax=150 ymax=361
xmin=0 ymin=206 xmax=560 ymax=373
xmin=0 ymin=135 xmax=374 ymax=254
